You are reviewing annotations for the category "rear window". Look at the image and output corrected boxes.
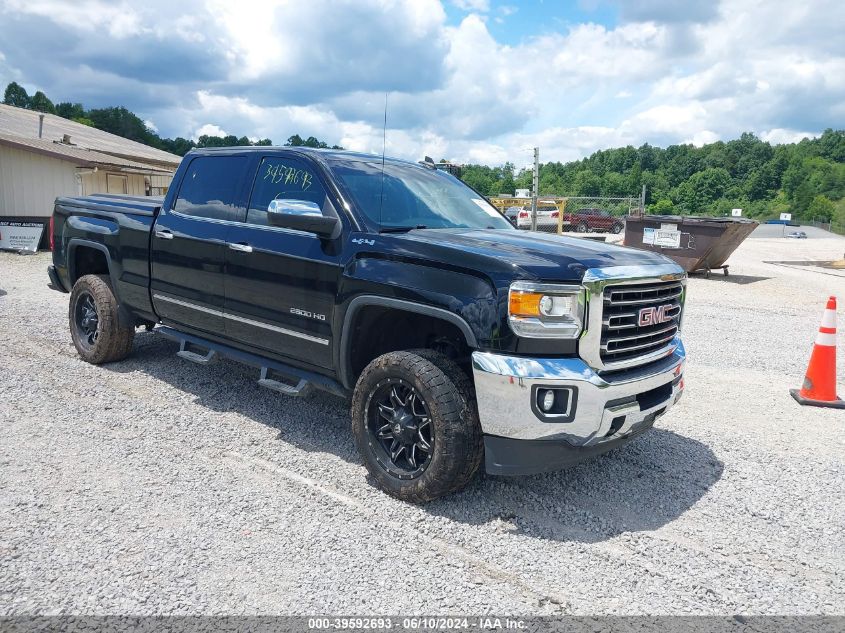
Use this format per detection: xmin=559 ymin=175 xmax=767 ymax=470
xmin=173 ymin=155 xmax=247 ymax=222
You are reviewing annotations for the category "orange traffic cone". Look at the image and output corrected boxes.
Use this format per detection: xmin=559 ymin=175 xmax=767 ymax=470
xmin=790 ymin=296 xmax=845 ymax=409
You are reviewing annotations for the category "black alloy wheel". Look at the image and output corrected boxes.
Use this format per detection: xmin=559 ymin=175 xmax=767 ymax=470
xmin=351 ymin=349 xmax=484 ymax=502
xmin=68 ymin=274 xmax=135 ymax=364
xmin=367 ymin=379 xmax=434 ymax=479
xmin=74 ymin=292 xmax=99 ymax=349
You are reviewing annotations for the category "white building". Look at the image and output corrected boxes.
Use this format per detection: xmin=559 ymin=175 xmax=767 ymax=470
xmin=0 ymin=104 xmax=180 ymax=248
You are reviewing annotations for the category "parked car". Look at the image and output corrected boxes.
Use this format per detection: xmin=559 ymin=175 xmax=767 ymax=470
xmin=48 ymin=147 xmax=686 ymax=502
xmin=503 ymin=206 xmax=523 ymax=226
xmin=786 ymin=231 xmax=807 ymax=239
xmin=564 ymin=207 xmax=624 ymax=234
xmin=512 ymin=203 xmax=562 ymax=230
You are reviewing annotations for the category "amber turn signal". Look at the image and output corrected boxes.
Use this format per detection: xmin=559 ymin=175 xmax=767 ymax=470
xmin=509 ymin=291 xmax=543 ymax=317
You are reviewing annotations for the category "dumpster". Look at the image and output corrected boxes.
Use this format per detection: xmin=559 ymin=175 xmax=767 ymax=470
xmin=623 ymin=215 xmax=759 ymax=276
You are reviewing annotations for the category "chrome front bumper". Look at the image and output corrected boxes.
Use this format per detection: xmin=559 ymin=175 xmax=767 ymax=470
xmin=471 ymin=338 xmax=685 ymax=445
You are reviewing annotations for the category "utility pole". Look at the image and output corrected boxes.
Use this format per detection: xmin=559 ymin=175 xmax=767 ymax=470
xmin=530 ymin=147 xmax=539 ymax=231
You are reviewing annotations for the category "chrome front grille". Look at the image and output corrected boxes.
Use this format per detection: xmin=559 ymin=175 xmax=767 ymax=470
xmin=600 ymin=279 xmax=684 ymax=365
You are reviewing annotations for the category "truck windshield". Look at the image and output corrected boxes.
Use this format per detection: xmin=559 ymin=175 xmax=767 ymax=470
xmin=328 ymin=158 xmax=513 ymax=231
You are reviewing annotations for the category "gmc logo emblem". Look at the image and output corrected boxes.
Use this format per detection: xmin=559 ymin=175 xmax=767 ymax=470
xmin=638 ymin=305 xmax=674 ymax=327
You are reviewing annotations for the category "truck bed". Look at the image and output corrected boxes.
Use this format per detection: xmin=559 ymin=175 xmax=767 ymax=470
xmin=51 ymin=193 xmax=161 ymax=324
xmin=55 ymin=193 xmax=164 ymax=216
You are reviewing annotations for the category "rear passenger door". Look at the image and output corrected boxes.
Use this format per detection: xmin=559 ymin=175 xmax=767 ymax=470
xmin=150 ymin=154 xmax=249 ymax=336
xmin=223 ymin=154 xmax=344 ymax=369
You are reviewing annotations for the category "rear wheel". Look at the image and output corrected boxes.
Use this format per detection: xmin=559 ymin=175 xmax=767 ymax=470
xmin=576 ymin=222 xmax=588 ymax=233
xmin=69 ymin=274 xmax=135 ymax=364
xmin=351 ymin=350 xmax=483 ymax=503
xmin=611 ymin=222 xmax=623 ymax=234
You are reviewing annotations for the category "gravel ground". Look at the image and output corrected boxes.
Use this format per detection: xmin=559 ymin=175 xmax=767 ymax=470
xmin=1 ymin=230 xmax=844 ymax=616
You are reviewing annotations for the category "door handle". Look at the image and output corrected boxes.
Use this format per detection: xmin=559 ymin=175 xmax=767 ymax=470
xmin=154 ymin=229 xmax=174 ymax=240
xmin=228 ymin=242 xmax=253 ymax=253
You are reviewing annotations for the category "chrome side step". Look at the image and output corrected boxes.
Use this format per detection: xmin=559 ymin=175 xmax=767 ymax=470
xmin=176 ymin=340 xmax=217 ymax=365
xmin=157 ymin=325 xmax=346 ymax=399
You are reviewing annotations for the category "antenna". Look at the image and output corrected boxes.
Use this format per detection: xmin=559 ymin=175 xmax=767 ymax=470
xmin=378 ymin=91 xmax=388 ymax=228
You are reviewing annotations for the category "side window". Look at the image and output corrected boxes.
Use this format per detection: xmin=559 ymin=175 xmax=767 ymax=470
xmin=173 ymin=155 xmax=247 ymax=222
xmin=246 ymin=156 xmax=328 ymax=226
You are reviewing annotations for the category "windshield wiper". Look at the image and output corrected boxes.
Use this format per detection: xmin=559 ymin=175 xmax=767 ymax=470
xmin=379 ymin=225 xmax=429 ymax=233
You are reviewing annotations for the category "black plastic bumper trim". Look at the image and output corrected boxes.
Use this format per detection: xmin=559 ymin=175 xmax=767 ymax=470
xmin=483 ymin=417 xmax=656 ymax=476
xmin=47 ymin=265 xmax=68 ymax=293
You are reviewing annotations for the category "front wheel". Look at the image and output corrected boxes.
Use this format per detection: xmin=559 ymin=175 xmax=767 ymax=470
xmin=69 ymin=274 xmax=135 ymax=364
xmin=576 ymin=222 xmax=588 ymax=233
xmin=351 ymin=350 xmax=483 ymax=503
xmin=611 ymin=222 xmax=623 ymax=234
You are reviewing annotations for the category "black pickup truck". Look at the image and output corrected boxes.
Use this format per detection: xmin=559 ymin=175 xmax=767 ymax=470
xmin=48 ymin=147 xmax=686 ymax=502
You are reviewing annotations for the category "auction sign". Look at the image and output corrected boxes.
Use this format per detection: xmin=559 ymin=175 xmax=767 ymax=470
xmin=0 ymin=221 xmax=44 ymax=252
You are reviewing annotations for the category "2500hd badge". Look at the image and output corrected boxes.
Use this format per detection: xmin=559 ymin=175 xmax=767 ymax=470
xmin=291 ymin=307 xmax=327 ymax=321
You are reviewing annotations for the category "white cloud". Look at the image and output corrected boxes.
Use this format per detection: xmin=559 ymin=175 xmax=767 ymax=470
xmin=0 ymin=0 xmax=841 ymax=166
xmin=209 ymin=0 xmax=448 ymax=99
xmin=451 ymin=0 xmax=490 ymax=12
xmin=2 ymin=0 xmax=145 ymax=38
xmin=759 ymin=128 xmax=816 ymax=145
xmin=193 ymin=123 xmax=227 ymax=139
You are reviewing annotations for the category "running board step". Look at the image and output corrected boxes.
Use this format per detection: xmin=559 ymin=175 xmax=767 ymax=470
xmin=156 ymin=326 xmax=346 ymax=399
xmin=176 ymin=340 xmax=217 ymax=365
xmin=258 ymin=367 xmax=313 ymax=397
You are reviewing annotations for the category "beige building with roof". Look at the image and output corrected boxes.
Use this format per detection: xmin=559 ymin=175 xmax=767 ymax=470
xmin=0 ymin=104 xmax=180 ymax=247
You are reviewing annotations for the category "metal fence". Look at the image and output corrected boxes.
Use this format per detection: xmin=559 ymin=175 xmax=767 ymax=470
xmin=490 ymin=196 xmax=644 ymax=235
xmin=804 ymin=219 xmax=845 ymax=236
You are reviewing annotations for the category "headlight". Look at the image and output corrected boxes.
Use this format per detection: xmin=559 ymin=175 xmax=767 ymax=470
xmin=508 ymin=281 xmax=585 ymax=339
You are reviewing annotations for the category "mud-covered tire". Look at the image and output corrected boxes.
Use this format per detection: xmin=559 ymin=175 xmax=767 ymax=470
xmin=69 ymin=274 xmax=135 ymax=364
xmin=351 ymin=350 xmax=483 ymax=503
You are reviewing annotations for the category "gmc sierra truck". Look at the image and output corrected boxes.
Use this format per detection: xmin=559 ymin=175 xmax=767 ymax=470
xmin=48 ymin=147 xmax=686 ymax=502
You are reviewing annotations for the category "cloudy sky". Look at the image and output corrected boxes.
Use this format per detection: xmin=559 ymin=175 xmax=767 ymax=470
xmin=0 ymin=0 xmax=842 ymax=167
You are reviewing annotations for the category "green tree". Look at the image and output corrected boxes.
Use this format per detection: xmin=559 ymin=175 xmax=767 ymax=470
xmin=160 ymin=136 xmax=196 ymax=156
xmin=3 ymin=81 xmax=30 ymax=108
xmin=807 ymin=195 xmax=835 ymax=222
xmin=650 ymin=199 xmax=674 ymax=214
xmin=461 ymin=167 xmax=494 ymax=196
xmin=87 ymin=106 xmax=157 ymax=145
xmin=29 ymin=90 xmax=55 ymax=114
xmin=574 ymin=170 xmax=602 ymax=196
xmin=792 ymin=180 xmax=815 ymax=216
xmin=674 ymin=168 xmax=730 ymax=213
xmin=499 ymin=162 xmax=516 ymax=195
xmin=512 ymin=169 xmax=531 ymax=190
xmin=813 ymin=129 xmax=845 ymax=163
xmin=56 ymin=102 xmax=86 ymax=120
xmin=284 ymin=134 xmax=342 ymax=149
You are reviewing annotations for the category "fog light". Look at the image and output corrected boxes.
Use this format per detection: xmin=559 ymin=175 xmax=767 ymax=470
xmin=540 ymin=389 xmax=555 ymax=412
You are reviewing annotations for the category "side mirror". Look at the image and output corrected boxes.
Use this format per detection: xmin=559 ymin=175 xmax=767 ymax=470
xmin=267 ymin=199 xmax=340 ymax=238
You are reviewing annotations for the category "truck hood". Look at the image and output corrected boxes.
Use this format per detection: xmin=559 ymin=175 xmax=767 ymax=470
xmin=388 ymin=228 xmax=676 ymax=281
